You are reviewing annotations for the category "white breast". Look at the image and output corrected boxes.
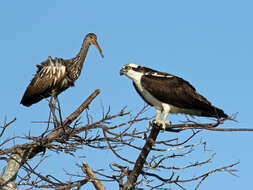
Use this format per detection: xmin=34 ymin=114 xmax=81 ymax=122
xmin=125 ymin=69 xmax=163 ymax=110
xmin=136 ymin=81 xmax=163 ymax=110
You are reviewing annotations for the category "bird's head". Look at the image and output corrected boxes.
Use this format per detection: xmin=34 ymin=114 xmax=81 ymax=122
xmin=120 ymin=63 xmax=144 ymax=81
xmin=85 ymin=33 xmax=104 ymax=58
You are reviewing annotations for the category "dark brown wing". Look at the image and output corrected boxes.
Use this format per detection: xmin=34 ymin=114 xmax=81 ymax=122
xmin=141 ymin=75 xmax=227 ymax=118
xmin=20 ymin=63 xmax=67 ymax=107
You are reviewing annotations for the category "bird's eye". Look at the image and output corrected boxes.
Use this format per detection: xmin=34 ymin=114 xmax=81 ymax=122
xmin=126 ymin=65 xmax=131 ymax=70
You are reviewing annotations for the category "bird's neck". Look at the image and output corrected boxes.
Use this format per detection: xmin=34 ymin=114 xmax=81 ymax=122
xmin=68 ymin=39 xmax=90 ymax=80
xmin=73 ymin=39 xmax=90 ymax=71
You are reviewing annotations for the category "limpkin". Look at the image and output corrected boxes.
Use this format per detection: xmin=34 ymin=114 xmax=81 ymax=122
xmin=20 ymin=33 xmax=104 ymax=107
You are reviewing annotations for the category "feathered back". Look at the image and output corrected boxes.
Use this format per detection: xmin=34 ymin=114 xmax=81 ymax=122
xmin=20 ymin=57 xmax=68 ymax=106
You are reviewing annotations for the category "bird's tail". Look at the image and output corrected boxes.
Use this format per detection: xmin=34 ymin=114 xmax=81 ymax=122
xmin=201 ymin=106 xmax=228 ymax=119
xmin=20 ymin=89 xmax=44 ymax=107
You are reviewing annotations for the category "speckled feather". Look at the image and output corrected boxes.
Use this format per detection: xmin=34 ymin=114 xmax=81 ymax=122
xmin=20 ymin=33 xmax=103 ymax=107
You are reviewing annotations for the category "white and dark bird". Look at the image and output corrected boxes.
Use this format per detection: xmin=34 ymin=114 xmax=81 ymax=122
xmin=120 ymin=63 xmax=228 ymax=129
xmin=21 ymin=33 xmax=104 ymax=107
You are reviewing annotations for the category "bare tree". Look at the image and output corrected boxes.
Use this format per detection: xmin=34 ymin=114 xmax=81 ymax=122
xmin=0 ymin=89 xmax=252 ymax=190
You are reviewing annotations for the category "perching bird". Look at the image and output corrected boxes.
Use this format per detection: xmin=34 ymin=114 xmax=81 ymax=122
xmin=120 ymin=64 xmax=228 ymax=129
xmin=21 ymin=33 xmax=104 ymax=107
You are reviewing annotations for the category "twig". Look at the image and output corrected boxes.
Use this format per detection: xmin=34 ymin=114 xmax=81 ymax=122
xmin=0 ymin=118 xmax=16 ymax=137
xmin=82 ymin=162 xmax=106 ymax=190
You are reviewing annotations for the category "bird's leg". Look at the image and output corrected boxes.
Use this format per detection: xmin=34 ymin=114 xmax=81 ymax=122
xmin=49 ymin=94 xmax=59 ymax=127
xmin=55 ymin=96 xmax=63 ymax=127
xmin=46 ymin=96 xmax=54 ymax=129
xmin=155 ymin=109 xmax=162 ymax=122
xmin=149 ymin=109 xmax=162 ymax=129
xmin=52 ymin=97 xmax=60 ymax=127
xmin=160 ymin=112 xmax=170 ymax=130
xmin=47 ymin=105 xmax=52 ymax=131
xmin=159 ymin=104 xmax=171 ymax=130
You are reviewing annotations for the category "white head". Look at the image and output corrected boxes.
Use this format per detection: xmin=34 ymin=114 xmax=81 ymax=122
xmin=120 ymin=63 xmax=143 ymax=82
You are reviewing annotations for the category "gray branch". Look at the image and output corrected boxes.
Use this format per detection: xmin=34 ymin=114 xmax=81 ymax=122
xmin=123 ymin=124 xmax=160 ymax=190
xmin=0 ymin=89 xmax=100 ymax=189
xmin=82 ymin=162 xmax=106 ymax=190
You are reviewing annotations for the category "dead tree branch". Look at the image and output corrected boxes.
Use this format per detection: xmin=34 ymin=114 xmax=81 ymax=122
xmin=0 ymin=89 xmax=100 ymax=190
xmin=123 ymin=124 xmax=160 ymax=190
xmin=82 ymin=162 xmax=106 ymax=190
xmin=0 ymin=92 xmax=251 ymax=190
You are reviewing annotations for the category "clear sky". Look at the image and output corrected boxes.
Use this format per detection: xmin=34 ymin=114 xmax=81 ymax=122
xmin=0 ymin=0 xmax=253 ymax=189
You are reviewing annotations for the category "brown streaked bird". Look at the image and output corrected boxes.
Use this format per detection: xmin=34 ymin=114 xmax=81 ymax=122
xmin=120 ymin=63 xmax=228 ymax=129
xmin=21 ymin=33 xmax=104 ymax=107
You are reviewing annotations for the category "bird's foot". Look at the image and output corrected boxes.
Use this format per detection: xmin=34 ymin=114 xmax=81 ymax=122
xmin=150 ymin=119 xmax=160 ymax=126
xmin=164 ymin=120 xmax=172 ymax=125
xmin=150 ymin=119 xmax=163 ymax=127
xmin=150 ymin=119 xmax=171 ymax=130
xmin=148 ymin=119 xmax=161 ymax=129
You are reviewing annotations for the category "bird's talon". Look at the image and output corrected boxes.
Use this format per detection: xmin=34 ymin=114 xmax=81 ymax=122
xmin=165 ymin=120 xmax=172 ymax=125
xmin=146 ymin=122 xmax=151 ymax=130
xmin=149 ymin=120 xmax=155 ymax=126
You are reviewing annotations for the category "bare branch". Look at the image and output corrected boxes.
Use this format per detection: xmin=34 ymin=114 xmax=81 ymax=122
xmin=0 ymin=90 xmax=100 ymax=190
xmin=0 ymin=117 xmax=16 ymax=137
xmin=123 ymin=124 xmax=160 ymax=190
xmin=82 ymin=162 xmax=106 ymax=190
xmin=0 ymin=90 xmax=249 ymax=190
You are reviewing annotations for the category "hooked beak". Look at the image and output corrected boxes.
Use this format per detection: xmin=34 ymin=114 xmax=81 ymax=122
xmin=120 ymin=68 xmax=126 ymax=76
xmin=92 ymin=40 xmax=104 ymax=58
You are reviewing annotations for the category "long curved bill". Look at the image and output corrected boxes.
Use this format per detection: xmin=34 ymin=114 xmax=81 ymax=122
xmin=92 ymin=40 xmax=104 ymax=58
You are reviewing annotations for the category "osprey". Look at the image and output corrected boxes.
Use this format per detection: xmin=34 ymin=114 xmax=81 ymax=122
xmin=120 ymin=63 xmax=228 ymax=129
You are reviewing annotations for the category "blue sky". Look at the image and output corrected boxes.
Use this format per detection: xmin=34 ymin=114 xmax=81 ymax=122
xmin=1 ymin=1 xmax=253 ymax=189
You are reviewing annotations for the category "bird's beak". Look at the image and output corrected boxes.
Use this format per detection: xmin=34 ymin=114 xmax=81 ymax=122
xmin=92 ymin=40 xmax=104 ymax=58
xmin=120 ymin=68 xmax=126 ymax=76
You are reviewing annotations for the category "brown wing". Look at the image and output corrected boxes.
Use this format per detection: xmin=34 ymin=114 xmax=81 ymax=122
xmin=141 ymin=75 xmax=227 ymax=118
xmin=20 ymin=62 xmax=67 ymax=106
